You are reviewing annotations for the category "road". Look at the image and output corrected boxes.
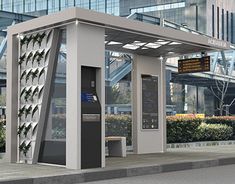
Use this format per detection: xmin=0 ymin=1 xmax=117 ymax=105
xmin=85 ymin=164 xmax=235 ymax=184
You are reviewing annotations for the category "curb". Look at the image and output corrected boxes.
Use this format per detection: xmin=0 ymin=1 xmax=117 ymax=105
xmin=167 ymin=140 xmax=235 ymax=149
xmin=1 ymin=157 xmax=235 ymax=184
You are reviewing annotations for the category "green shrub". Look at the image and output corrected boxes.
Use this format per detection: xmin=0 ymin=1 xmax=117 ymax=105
xmin=0 ymin=119 xmax=6 ymax=152
xmin=195 ymin=123 xmax=233 ymax=141
xmin=105 ymin=115 xmax=132 ymax=145
xmin=205 ymin=116 xmax=235 ymax=138
xmin=51 ymin=114 xmax=66 ymax=139
xmin=166 ymin=117 xmax=202 ymax=143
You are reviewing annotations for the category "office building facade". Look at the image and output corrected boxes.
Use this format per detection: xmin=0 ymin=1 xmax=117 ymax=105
xmin=0 ymin=0 xmax=234 ymax=41
xmin=120 ymin=0 xmax=235 ymax=43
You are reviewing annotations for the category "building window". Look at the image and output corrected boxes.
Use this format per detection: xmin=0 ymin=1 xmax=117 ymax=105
xmin=25 ymin=0 xmax=36 ymax=12
xmin=61 ymin=0 xmax=75 ymax=10
xmin=76 ymin=0 xmax=90 ymax=9
xmin=2 ymin=0 xmax=12 ymax=11
xmin=217 ymin=6 xmax=219 ymax=39
xmin=48 ymin=0 xmax=60 ymax=13
xmin=212 ymin=5 xmax=215 ymax=37
xmin=36 ymin=0 xmax=48 ymax=11
xmin=106 ymin=0 xmax=119 ymax=15
xmin=130 ymin=1 xmax=185 ymax=14
xmin=13 ymin=0 xmax=23 ymax=13
xmin=222 ymin=9 xmax=224 ymax=40
xmin=75 ymin=0 xmax=113 ymax=15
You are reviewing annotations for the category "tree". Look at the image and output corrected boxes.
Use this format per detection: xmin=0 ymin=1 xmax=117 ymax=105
xmin=109 ymin=84 xmax=131 ymax=104
xmin=0 ymin=94 xmax=6 ymax=106
xmin=210 ymin=53 xmax=235 ymax=116
xmin=210 ymin=79 xmax=230 ymax=116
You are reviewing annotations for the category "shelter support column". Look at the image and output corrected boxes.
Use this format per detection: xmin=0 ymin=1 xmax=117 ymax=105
xmin=66 ymin=22 xmax=105 ymax=169
xmin=6 ymin=33 xmax=18 ymax=162
xmin=132 ymin=55 xmax=166 ymax=154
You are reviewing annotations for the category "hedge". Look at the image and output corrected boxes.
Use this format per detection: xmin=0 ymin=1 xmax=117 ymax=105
xmin=105 ymin=115 xmax=235 ymax=144
xmin=166 ymin=116 xmax=234 ymax=143
xmin=195 ymin=123 xmax=233 ymax=141
xmin=204 ymin=116 xmax=235 ymax=138
xmin=166 ymin=117 xmax=202 ymax=143
xmin=105 ymin=115 xmax=132 ymax=145
xmin=0 ymin=119 xmax=5 ymax=152
xmin=1 ymin=114 xmax=234 ymax=151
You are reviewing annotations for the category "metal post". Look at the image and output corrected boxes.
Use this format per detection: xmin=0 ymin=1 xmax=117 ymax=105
xmin=105 ymin=0 xmax=107 ymax=13
xmin=196 ymin=85 xmax=199 ymax=113
xmin=23 ymin=0 xmax=25 ymax=13
xmin=46 ymin=0 xmax=49 ymax=13
xmin=0 ymin=0 xmax=3 ymax=10
xmin=195 ymin=5 xmax=198 ymax=31
xmin=12 ymin=0 xmax=14 ymax=12
xmin=182 ymin=83 xmax=186 ymax=113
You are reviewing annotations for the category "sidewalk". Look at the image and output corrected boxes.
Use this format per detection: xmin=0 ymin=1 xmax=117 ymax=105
xmin=1 ymin=145 xmax=235 ymax=184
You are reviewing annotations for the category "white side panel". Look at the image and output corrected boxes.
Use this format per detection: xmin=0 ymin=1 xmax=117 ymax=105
xmin=6 ymin=35 xmax=18 ymax=163
xmin=66 ymin=23 xmax=81 ymax=170
xmin=77 ymin=23 xmax=105 ymax=168
xmin=66 ymin=23 xmax=105 ymax=169
xmin=132 ymin=55 xmax=166 ymax=154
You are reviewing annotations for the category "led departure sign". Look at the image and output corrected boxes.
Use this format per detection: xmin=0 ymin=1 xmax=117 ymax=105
xmin=178 ymin=56 xmax=210 ymax=74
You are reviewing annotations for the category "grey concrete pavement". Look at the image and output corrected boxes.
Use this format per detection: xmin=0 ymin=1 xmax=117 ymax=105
xmin=1 ymin=145 xmax=235 ymax=183
xmin=84 ymin=164 xmax=235 ymax=184
xmin=107 ymin=145 xmax=235 ymax=168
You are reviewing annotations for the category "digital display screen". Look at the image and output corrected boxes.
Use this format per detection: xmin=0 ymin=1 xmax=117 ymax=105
xmin=81 ymin=92 xmax=97 ymax=103
xmin=178 ymin=56 xmax=210 ymax=74
xmin=142 ymin=75 xmax=159 ymax=129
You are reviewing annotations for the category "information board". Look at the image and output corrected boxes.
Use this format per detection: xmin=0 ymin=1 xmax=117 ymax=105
xmin=178 ymin=56 xmax=210 ymax=74
xmin=142 ymin=75 xmax=158 ymax=129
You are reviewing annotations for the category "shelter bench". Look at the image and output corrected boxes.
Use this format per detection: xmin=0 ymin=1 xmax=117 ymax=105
xmin=105 ymin=136 xmax=126 ymax=157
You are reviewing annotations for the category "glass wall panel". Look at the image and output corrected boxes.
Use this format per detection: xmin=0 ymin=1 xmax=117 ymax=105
xmin=38 ymin=29 xmax=66 ymax=165
xmin=2 ymin=0 xmax=12 ymax=11
xmin=170 ymin=83 xmax=185 ymax=113
xmin=25 ymin=0 xmax=36 ymax=12
xmin=105 ymin=51 xmax=132 ymax=149
xmin=13 ymin=0 xmax=23 ymax=13
xmin=36 ymin=0 xmax=47 ymax=11
xmin=106 ymin=0 xmax=119 ymax=16
xmin=48 ymin=0 xmax=60 ymax=13
xmin=185 ymin=85 xmax=197 ymax=114
xmin=61 ymin=0 xmax=75 ymax=10
xmin=97 ymin=0 xmax=105 ymax=13
xmin=75 ymin=0 xmax=89 ymax=9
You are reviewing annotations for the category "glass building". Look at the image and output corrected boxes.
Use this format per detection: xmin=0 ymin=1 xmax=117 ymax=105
xmin=120 ymin=0 xmax=235 ymax=44
xmin=1 ymin=0 xmax=234 ymax=42
xmin=0 ymin=0 xmax=120 ymax=15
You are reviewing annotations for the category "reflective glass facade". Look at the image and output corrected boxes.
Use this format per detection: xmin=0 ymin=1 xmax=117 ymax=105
xmin=0 ymin=0 xmax=120 ymax=15
xmin=130 ymin=2 xmax=185 ymax=14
